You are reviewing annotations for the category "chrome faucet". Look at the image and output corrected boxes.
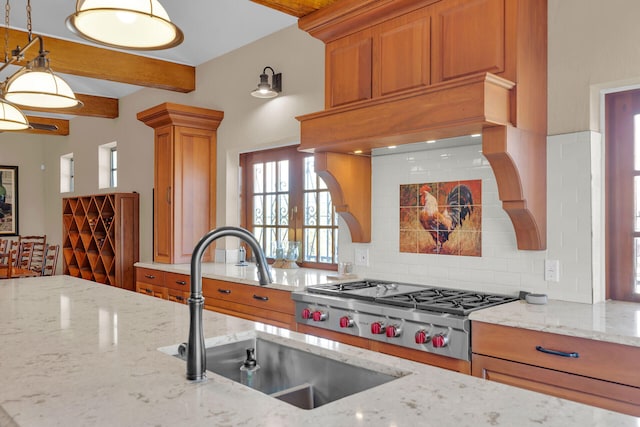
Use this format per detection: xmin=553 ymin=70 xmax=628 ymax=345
xmin=186 ymin=226 xmax=273 ymax=381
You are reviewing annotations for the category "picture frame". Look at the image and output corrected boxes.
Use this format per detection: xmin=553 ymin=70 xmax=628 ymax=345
xmin=0 ymin=165 xmax=18 ymax=236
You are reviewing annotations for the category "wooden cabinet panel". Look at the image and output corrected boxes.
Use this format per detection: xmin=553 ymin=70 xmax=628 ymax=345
xmin=203 ymin=278 xmax=294 ymax=314
xmin=165 ymin=271 xmax=190 ymax=292
xmin=136 ymin=282 xmax=167 ymax=299
xmin=153 ymin=127 xmax=173 ymax=263
xmin=137 ymin=103 xmax=223 ymax=264
xmin=326 ymin=30 xmax=373 ymax=108
xmin=472 ymin=354 xmax=640 ymax=417
xmin=472 ymin=322 xmax=639 ymax=387
xmin=136 ymin=267 xmax=165 ymax=287
xmin=432 ymin=0 xmax=505 ymax=82
xmin=376 ymin=8 xmax=430 ymax=97
xmin=472 ymin=322 xmax=640 ymax=416
xmin=167 ymin=288 xmax=189 ymax=304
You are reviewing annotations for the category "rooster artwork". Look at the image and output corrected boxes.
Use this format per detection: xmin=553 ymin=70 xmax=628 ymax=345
xmin=399 ymin=180 xmax=481 ymax=256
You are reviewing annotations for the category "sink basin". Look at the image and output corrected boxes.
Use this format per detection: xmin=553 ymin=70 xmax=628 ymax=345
xmin=161 ymin=333 xmax=406 ymax=410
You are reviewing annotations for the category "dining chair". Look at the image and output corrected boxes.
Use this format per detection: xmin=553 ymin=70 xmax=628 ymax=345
xmin=0 ymin=249 xmax=16 ymax=278
xmin=41 ymin=244 xmax=60 ymax=276
xmin=17 ymin=242 xmax=34 ymax=271
xmin=19 ymin=235 xmax=46 ymax=274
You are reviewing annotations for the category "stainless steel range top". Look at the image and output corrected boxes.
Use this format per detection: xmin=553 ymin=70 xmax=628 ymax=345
xmin=292 ymin=279 xmax=518 ymax=361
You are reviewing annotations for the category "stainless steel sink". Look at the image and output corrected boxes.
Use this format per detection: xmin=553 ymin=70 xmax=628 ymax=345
xmin=165 ymin=335 xmax=405 ymax=410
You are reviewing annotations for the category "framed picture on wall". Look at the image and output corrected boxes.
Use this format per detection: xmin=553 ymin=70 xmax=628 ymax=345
xmin=0 ymin=165 xmax=18 ymax=236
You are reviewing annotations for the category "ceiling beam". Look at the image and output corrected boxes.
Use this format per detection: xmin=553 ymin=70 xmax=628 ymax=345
xmin=24 ymin=116 xmax=69 ymax=136
xmin=23 ymin=93 xmax=119 ymax=119
xmin=250 ymin=0 xmax=339 ymax=17
xmin=4 ymin=29 xmax=195 ymax=93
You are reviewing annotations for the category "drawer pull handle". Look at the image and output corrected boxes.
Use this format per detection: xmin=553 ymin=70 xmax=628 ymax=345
xmin=218 ymin=289 xmax=231 ymax=294
xmin=144 ymin=288 xmax=152 ymax=294
xmin=175 ymin=280 xmax=187 ymax=285
xmin=144 ymin=274 xmax=155 ymax=279
xmin=535 ymin=345 xmax=579 ymax=358
xmin=253 ymin=294 xmax=269 ymax=302
xmin=176 ymin=296 xmax=184 ymax=301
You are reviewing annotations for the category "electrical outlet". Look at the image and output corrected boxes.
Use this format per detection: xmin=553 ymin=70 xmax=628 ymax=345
xmin=355 ymin=248 xmax=369 ymax=266
xmin=544 ymin=259 xmax=560 ymax=282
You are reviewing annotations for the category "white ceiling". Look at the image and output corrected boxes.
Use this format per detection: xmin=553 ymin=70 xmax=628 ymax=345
xmin=2 ymin=0 xmax=297 ymax=99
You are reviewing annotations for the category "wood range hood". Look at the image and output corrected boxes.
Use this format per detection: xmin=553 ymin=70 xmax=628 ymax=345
xmin=294 ymin=0 xmax=548 ymax=250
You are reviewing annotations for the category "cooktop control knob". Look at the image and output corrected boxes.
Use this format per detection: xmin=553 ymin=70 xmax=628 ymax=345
xmin=339 ymin=316 xmax=354 ymax=328
xmin=371 ymin=321 xmax=386 ymax=335
xmin=312 ymin=311 xmax=327 ymax=322
xmin=415 ymin=330 xmax=431 ymax=344
xmin=301 ymin=308 xmax=312 ymax=320
xmin=432 ymin=333 xmax=449 ymax=348
xmin=386 ymin=325 xmax=402 ymax=338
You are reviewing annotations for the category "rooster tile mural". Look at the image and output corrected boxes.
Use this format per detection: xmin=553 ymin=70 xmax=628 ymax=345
xmin=399 ymin=180 xmax=482 ymax=256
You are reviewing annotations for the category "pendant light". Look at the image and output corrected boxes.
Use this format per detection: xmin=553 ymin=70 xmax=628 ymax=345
xmin=66 ymin=0 xmax=184 ymax=51
xmin=2 ymin=0 xmax=82 ymax=110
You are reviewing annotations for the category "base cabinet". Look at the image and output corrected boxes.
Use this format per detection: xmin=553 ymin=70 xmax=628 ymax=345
xmin=135 ymin=267 xmax=296 ymax=329
xmin=471 ymin=322 xmax=640 ymax=416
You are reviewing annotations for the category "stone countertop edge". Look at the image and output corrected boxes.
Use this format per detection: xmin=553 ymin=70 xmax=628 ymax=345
xmin=469 ymin=299 xmax=640 ymax=347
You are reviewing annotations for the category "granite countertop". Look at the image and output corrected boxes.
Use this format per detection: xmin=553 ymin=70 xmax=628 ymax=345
xmin=469 ymin=299 xmax=640 ymax=347
xmin=134 ymin=261 xmax=339 ymax=292
xmin=0 ymin=276 xmax=637 ymax=427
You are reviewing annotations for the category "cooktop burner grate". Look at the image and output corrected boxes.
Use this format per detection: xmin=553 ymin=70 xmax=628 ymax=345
xmin=377 ymin=290 xmax=518 ymax=315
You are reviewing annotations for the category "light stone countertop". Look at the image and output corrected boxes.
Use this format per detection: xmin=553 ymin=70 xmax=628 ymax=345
xmin=134 ymin=261 xmax=339 ymax=292
xmin=0 ymin=275 xmax=638 ymax=427
xmin=469 ymin=299 xmax=640 ymax=347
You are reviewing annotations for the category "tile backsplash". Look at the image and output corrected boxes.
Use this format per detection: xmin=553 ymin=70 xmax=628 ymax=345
xmin=338 ymin=132 xmax=598 ymax=303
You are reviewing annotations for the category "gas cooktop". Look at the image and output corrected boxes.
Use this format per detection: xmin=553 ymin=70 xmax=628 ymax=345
xmin=306 ymin=280 xmax=518 ymax=316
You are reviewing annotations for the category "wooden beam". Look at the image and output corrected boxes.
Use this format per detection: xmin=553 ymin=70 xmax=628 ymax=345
xmin=4 ymin=29 xmax=195 ymax=93
xmin=24 ymin=116 xmax=69 ymax=136
xmin=251 ymin=0 xmax=339 ymax=17
xmin=23 ymin=93 xmax=119 ymax=119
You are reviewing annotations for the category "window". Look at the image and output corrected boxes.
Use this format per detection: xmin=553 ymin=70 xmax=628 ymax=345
xmin=110 ymin=147 xmax=117 ymax=187
xmin=98 ymin=142 xmax=117 ymax=189
xmin=60 ymin=153 xmax=74 ymax=193
xmin=240 ymin=145 xmax=339 ymax=269
xmin=605 ymin=89 xmax=640 ymax=302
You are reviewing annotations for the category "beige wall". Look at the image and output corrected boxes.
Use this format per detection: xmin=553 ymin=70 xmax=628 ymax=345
xmin=548 ymin=0 xmax=640 ymax=134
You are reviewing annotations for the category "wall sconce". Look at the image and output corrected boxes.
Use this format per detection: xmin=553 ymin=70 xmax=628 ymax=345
xmin=251 ymin=66 xmax=282 ymax=99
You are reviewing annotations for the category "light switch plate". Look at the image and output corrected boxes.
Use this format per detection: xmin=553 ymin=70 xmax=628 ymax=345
xmin=355 ymin=248 xmax=369 ymax=266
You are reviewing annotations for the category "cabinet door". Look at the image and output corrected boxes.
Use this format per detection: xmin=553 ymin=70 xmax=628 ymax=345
xmin=326 ymin=29 xmax=373 ymax=108
xmin=432 ymin=0 xmax=505 ymax=82
xmin=472 ymin=354 xmax=640 ymax=417
xmin=375 ymin=8 xmax=430 ymax=97
xmin=173 ymin=126 xmax=216 ymax=263
xmin=154 ymin=126 xmax=174 ymax=263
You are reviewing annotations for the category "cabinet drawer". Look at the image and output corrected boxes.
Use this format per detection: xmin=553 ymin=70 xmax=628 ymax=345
xmin=202 ymin=278 xmax=294 ymax=314
xmin=136 ymin=282 xmax=167 ymax=299
xmin=165 ymin=272 xmax=190 ymax=292
xmin=167 ymin=288 xmax=189 ymax=304
xmin=472 ymin=322 xmax=639 ymax=387
xmin=136 ymin=267 xmax=165 ymax=286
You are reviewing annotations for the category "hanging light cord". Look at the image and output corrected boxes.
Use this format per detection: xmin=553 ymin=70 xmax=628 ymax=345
xmin=25 ymin=0 xmax=31 ymax=42
xmin=3 ymin=0 xmax=9 ymax=63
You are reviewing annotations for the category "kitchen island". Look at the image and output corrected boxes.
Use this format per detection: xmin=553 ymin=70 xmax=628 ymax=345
xmin=0 ymin=276 xmax=637 ymax=427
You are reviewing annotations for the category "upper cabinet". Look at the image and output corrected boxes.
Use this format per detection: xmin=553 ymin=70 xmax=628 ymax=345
xmin=137 ymin=103 xmax=224 ymax=264
xmin=297 ymin=0 xmax=547 ymax=250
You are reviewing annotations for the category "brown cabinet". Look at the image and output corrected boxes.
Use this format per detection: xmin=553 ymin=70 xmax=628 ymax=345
xmin=134 ymin=266 xmax=296 ymax=329
xmin=63 ymin=193 xmax=139 ymax=291
xmin=137 ymin=103 xmax=224 ymax=264
xmin=203 ymin=278 xmax=296 ymax=329
xmin=472 ymin=322 xmax=640 ymax=416
xmin=325 ymin=7 xmax=430 ymax=108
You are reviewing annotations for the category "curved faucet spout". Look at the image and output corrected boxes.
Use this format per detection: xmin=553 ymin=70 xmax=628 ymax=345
xmin=186 ymin=226 xmax=273 ymax=381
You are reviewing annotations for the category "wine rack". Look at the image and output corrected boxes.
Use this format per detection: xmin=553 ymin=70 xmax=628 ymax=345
xmin=62 ymin=193 xmax=139 ymax=291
